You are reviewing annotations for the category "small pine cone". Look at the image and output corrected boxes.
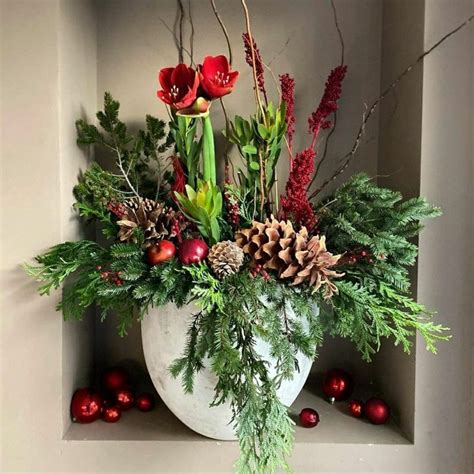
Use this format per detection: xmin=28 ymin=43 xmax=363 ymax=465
xmin=208 ymin=241 xmax=244 ymax=279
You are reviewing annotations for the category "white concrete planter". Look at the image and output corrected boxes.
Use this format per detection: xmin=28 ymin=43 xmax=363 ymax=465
xmin=142 ymin=302 xmax=316 ymax=440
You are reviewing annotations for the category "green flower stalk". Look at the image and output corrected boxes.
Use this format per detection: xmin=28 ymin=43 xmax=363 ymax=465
xmin=202 ymin=115 xmax=216 ymax=185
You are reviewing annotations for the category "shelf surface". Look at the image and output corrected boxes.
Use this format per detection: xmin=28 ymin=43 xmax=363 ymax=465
xmin=64 ymin=380 xmax=410 ymax=445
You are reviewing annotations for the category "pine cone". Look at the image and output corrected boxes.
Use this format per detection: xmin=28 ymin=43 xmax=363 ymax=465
xmin=117 ymin=197 xmax=174 ymax=248
xmin=208 ymin=241 xmax=244 ymax=279
xmin=235 ymin=216 xmax=343 ymax=298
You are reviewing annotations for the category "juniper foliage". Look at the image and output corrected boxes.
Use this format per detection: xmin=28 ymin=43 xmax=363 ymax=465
xmin=315 ymin=174 xmax=449 ymax=360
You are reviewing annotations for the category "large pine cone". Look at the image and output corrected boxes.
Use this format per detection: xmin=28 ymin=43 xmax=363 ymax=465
xmin=235 ymin=216 xmax=343 ymax=298
xmin=117 ymin=197 xmax=174 ymax=248
xmin=208 ymin=241 xmax=244 ymax=279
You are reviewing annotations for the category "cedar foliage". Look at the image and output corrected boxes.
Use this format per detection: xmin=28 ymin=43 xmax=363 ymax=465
xmin=315 ymin=174 xmax=449 ymax=360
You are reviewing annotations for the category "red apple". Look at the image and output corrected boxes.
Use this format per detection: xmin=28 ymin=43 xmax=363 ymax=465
xmin=178 ymin=239 xmax=209 ymax=265
xmin=147 ymin=240 xmax=176 ymax=265
xmin=71 ymin=388 xmax=103 ymax=424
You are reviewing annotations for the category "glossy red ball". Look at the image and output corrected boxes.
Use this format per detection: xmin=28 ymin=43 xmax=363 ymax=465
xmin=115 ymin=389 xmax=134 ymax=410
xmin=102 ymin=405 xmax=122 ymax=423
xmin=348 ymin=399 xmax=363 ymax=418
xmin=102 ymin=367 xmax=128 ymax=392
xmin=147 ymin=240 xmax=176 ymax=266
xmin=178 ymin=239 xmax=209 ymax=265
xmin=299 ymin=408 xmax=320 ymax=428
xmin=322 ymin=368 xmax=353 ymax=402
xmin=135 ymin=393 xmax=155 ymax=412
xmin=71 ymin=388 xmax=103 ymax=424
xmin=364 ymin=398 xmax=390 ymax=425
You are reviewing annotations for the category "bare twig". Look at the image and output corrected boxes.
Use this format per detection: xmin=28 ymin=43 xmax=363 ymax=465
xmin=308 ymin=0 xmax=345 ymax=190
xmin=267 ymin=34 xmax=294 ymax=67
xmin=177 ymin=0 xmax=185 ymax=63
xmin=210 ymin=0 xmax=233 ymax=65
xmin=158 ymin=16 xmax=193 ymax=63
xmin=317 ymin=14 xmax=474 ymax=195
xmin=330 ymin=0 xmax=345 ymax=66
xmin=241 ymin=0 xmax=265 ymax=117
xmin=188 ymin=0 xmax=194 ymax=65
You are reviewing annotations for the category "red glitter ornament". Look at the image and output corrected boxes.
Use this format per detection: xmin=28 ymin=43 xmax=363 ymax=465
xmin=364 ymin=398 xmax=390 ymax=425
xmin=299 ymin=408 xmax=320 ymax=428
xmin=102 ymin=405 xmax=122 ymax=423
xmin=322 ymin=368 xmax=353 ymax=403
xmin=135 ymin=393 xmax=155 ymax=412
xmin=348 ymin=399 xmax=363 ymax=418
xmin=102 ymin=367 xmax=128 ymax=392
xmin=115 ymin=389 xmax=134 ymax=410
xmin=71 ymin=388 xmax=103 ymax=424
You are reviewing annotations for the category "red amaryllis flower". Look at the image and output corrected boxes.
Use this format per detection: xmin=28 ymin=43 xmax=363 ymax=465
xmin=199 ymin=55 xmax=239 ymax=99
xmin=157 ymin=64 xmax=199 ymax=110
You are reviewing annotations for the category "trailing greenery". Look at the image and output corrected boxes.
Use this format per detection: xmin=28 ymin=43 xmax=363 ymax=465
xmin=170 ymin=269 xmax=323 ymax=474
xmin=315 ymin=174 xmax=449 ymax=361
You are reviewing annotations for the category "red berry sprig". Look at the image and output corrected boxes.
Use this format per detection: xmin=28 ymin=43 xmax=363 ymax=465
xmin=107 ymin=201 xmax=126 ymax=218
xmin=97 ymin=267 xmax=123 ymax=286
xmin=250 ymin=264 xmax=270 ymax=281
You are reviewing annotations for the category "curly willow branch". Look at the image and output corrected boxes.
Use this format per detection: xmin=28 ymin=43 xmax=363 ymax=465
xmin=210 ymin=0 xmax=233 ymax=65
xmin=309 ymin=0 xmax=346 ymax=190
xmin=316 ymin=14 xmax=474 ymax=196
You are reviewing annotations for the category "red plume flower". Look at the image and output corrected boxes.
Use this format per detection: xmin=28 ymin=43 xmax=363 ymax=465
xmin=243 ymin=33 xmax=266 ymax=98
xmin=308 ymin=65 xmax=347 ymax=145
xmin=198 ymin=55 xmax=239 ymax=99
xmin=280 ymin=147 xmax=317 ymax=231
xmin=279 ymin=73 xmax=296 ymax=157
xmin=157 ymin=64 xmax=200 ymax=110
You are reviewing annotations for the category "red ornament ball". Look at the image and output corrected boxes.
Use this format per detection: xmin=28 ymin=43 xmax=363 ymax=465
xmin=102 ymin=367 xmax=128 ymax=392
xmin=364 ymin=398 xmax=390 ymax=425
xmin=115 ymin=389 xmax=134 ymax=410
xmin=71 ymin=388 xmax=103 ymax=424
xmin=178 ymin=239 xmax=209 ymax=265
xmin=135 ymin=393 xmax=155 ymax=412
xmin=299 ymin=408 xmax=320 ymax=428
xmin=348 ymin=399 xmax=363 ymax=418
xmin=322 ymin=368 xmax=353 ymax=403
xmin=147 ymin=240 xmax=176 ymax=266
xmin=102 ymin=405 xmax=122 ymax=423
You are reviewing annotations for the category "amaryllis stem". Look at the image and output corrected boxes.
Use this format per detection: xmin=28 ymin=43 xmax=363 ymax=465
xmin=202 ymin=115 xmax=216 ymax=185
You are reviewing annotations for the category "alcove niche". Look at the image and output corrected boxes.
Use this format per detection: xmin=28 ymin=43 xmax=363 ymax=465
xmin=61 ymin=0 xmax=420 ymax=448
